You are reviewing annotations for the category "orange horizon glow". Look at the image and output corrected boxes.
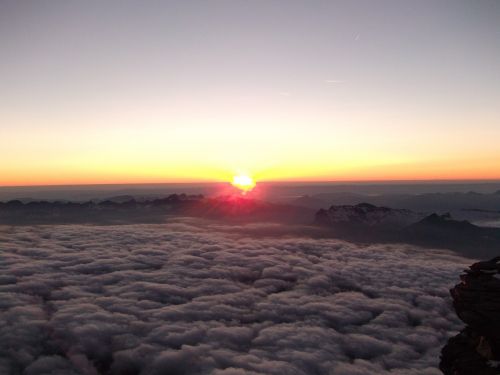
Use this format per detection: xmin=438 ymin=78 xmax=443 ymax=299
xmin=2 ymin=121 xmax=500 ymax=187
xmin=2 ymin=158 xmax=500 ymax=187
xmin=2 ymin=2 xmax=499 ymax=190
xmin=2 ymin=178 xmax=500 ymax=188
xmin=1 ymin=166 xmax=500 ymax=188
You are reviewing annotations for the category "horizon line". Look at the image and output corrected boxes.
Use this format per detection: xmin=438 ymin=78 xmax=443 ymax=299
xmin=2 ymin=178 xmax=500 ymax=189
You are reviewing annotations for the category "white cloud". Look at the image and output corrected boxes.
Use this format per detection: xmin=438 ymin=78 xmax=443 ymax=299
xmin=0 ymin=220 xmax=469 ymax=374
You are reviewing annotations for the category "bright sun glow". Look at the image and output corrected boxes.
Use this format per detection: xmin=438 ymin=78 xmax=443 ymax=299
xmin=231 ymin=174 xmax=256 ymax=193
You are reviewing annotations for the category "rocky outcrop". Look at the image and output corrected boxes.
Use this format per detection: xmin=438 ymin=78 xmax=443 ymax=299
xmin=440 ymin=257 xmax=500 ymax=374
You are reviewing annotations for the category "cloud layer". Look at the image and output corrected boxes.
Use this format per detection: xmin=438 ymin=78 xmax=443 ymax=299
xmin=0 ymin=219 xmax=471 ymax=374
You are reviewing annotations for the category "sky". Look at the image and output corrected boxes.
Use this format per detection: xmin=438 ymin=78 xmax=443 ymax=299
xmin=0 ymin=0 xmax=499 ymax=186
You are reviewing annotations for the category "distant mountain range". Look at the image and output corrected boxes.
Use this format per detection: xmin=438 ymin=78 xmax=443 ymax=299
xmin=316 ymin=204 xmax=500 ymax=259
xmin=287 ymin=191 xmax=500 ymax=212
xmin=315 ymin=202 xmax=424 ymax=228
xmin=1 ymin=196 xmax=499 ymax=258
xmin=0 ymin=194 xmax=314 ymax=226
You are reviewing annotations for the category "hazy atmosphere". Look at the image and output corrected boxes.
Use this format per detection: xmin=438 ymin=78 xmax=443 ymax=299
xmin=1 ymin=0 xmax=499 ymax=185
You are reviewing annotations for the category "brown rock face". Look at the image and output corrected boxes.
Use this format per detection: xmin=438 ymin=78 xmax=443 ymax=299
xmin=440 ymin=256 xmax=500 ymax=374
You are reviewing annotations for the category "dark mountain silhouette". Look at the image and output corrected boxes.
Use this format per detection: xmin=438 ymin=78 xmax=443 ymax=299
xmin=2 ymin=197 xmax=499 ymax=258
xmin=0 ymin=194 xmax=205 ymax=225
xmin=401 ymin=214 xmax=500 ymax=258
xmin=289 ymin=191 xmax=500 ymax=213
xmin=315 ymin=204 xmax=500 ymax=259
xmin=0 ymin=194 xmax=314 ymax=225
xmin=315 ymin=202 xmax=424 ymax=228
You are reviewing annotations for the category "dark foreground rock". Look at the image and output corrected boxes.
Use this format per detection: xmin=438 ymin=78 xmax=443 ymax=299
xmin=440 ymin=256 xmax=500 ymax=374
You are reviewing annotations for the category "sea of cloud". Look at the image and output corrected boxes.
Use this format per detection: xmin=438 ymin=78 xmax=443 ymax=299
xmin=0 ymin=219 xmax=472 ymax=375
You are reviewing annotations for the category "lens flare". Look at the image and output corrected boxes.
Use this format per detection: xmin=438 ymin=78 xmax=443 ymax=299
xmin=231 ymin=174 xmax=256 ymax=193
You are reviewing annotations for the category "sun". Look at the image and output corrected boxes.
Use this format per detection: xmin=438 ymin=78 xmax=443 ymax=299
xmin=231 ymin=174 xmax=256 ymax=193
